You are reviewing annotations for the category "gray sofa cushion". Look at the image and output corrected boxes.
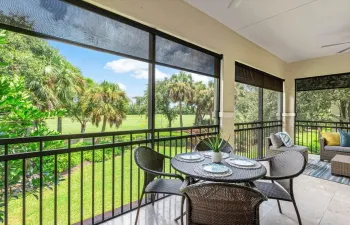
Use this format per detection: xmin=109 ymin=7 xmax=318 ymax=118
xmin=270 ymin=133 xmax=284 ymax=148
xmin=324 ymin=146 xmax=350 ymax=153
xmin=269 ymin=145 xmax=308 ymax=153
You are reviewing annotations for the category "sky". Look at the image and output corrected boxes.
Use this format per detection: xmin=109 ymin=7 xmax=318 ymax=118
xmin=47 ymin=40 xmax=212 ymax=100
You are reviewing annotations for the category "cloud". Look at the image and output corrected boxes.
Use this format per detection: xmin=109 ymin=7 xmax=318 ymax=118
xmin=131 ymin=70 xmax=148 ymax=79
xmin=104 ymin=58 xmax=148 ymax=73
xmin=117 ymin=83 xmax=127 ymax=90
xmin=191 ymin=73 xmax=210 ymax=84
xmin=131 ymin=68 xmax=169 ymax=80
xmin=104 ymin=58 xmax=169 ymax=81
xmin=155 ymin=69 xmax=168 ymax=80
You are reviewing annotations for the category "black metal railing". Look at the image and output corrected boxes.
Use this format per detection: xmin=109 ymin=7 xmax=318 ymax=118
xmin=0 ymin=125 xmax=219 ymax=225
xmin=295 ymin=121 xmax=350 ymax=154
xmin=234 ymin=121 xmax=282 ymax=159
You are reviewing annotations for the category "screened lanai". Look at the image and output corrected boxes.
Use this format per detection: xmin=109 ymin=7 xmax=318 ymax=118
xmin=1 ymin=0 xmax=350 ymax=225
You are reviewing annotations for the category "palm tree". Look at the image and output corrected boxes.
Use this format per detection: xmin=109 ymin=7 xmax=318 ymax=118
xmin=43 ymin=55 xmax=84 ymax=133
xmin=91 ymin=81 xmax=129 ymax=132
xmin=68 ymin=78 xmax=96 ymax=133
xmin=191 ymin=81 xmax=215 ymax=125
xmin=168 ymin=72 xmax=193 ymax=127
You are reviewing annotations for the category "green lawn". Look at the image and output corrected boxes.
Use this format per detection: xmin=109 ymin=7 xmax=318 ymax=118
xmin=8 ymin=146 xmax=186 ymax=225
xmin=295 ymin=129 xmax=330 ymax=154
xmin=46 ymin=114 xmax=197 ymax=134
xmin=6 ymin=114 xmax=207 ymax=224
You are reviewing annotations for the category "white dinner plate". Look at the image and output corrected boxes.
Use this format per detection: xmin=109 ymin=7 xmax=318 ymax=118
xmin=202 ymin=163 xmax=229 ymax=173
xmin=179 ymin=153 xmax=201 ymax=160
xmin=229 ymin=159 xmax=255 ymax=167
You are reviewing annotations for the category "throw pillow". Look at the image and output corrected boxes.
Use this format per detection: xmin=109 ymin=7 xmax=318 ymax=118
xmin=338 ymin=129 xmax=350 ymax=147
xmin=278 ymin=132 xmax=294 ymax=147
xmin=321 ymin=132 xmax=340 ymax=146
xmin=270 ymin=133 xmax=284 ymax=148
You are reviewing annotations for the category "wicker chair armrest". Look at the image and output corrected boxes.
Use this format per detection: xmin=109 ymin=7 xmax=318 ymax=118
xmin=255 ymin=156 xmax=273 ymax=162
xmin=180 ymin=177 xmax=191 ymax=193
xmin=260 ymin=175 xmax=290 ymax=180
xmin=319 ymin=137 xmax=325 ymax=146
xmin=142 ymin=166 xmax=184 ymax=181
xmin=163 ymin=154 xmax=173 ymax=159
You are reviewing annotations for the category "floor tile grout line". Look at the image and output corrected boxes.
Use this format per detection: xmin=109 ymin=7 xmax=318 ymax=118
xmin=318 ymin=191 xmax=336 ymax=225
xmin=260 ymin=204 xmax=277 ymax=221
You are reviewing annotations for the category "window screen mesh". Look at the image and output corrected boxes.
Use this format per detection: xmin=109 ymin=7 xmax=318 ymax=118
xmin=0 ymin=0 xmax=149 ymax=59
xmin=296 ymin=73 xmax=350 ymax=91
xmin=235 ymin=62 xmax=283 ymax=92
xmin=155 ymin=36 xmax=216 ymax=76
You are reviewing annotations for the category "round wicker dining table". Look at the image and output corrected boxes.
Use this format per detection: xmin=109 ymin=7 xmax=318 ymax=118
xmin=171 ymin=153 xmax=267 ymax=183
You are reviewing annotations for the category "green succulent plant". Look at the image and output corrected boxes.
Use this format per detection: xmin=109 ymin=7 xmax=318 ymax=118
xmin=202 ymin=131 xmax=231 ymax=153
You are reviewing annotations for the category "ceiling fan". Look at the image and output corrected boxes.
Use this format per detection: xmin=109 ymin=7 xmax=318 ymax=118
xmin=227 ymin=0 xmax=243 ymax=8
xmin=321 ymin=41 xmax=350 ymax=54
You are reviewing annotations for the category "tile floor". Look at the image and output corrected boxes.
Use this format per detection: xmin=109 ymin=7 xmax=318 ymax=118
xmin=101 ymin=155 xmax=350 ymax=225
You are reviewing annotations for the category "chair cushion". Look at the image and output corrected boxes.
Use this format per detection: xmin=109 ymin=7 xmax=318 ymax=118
xmin=321 ymin=132 xmax=340 ymax=146
xmin=269 ymin=145 xmax=308 ymax=153
xmin=278 ymin=132 xmax=294 ymax=147
xmin=270 ymin=133 xmax=284 ymax=148
xmin=339 ymin=130 xmax=350 ymax=147
xmin=254 ymin=181 xmax=291 ymax=201
xmin=145 ymin=178 xmax=182 ymax=195
xmin=324 ymin=145 xmax=350 ymax=153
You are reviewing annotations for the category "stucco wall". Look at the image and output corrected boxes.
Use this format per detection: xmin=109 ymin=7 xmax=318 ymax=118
xmin=88 ymin=0 xmax=287 ymax=142
xmin=284 ymin=52 xmax=350 ymax=137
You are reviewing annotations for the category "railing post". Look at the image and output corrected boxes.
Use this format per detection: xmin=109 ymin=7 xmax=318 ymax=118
xmin=148 ymin=33 xmax=156 ymax=149
xmin=258 ymin=88 xmax=264 ymax=159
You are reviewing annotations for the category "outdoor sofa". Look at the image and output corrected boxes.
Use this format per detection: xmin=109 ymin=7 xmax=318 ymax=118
xmin=319 ymin=137 xmax=350 ymax=161
xmin=266 ymin=137 xmax=308 ymax=160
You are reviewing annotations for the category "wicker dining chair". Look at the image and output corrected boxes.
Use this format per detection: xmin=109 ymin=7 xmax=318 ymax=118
xmin=254 ymin=151 xmax=307 ymax=225
xmin=180 ymin=179 xmax=267 ymax=225
xmin=194 ymin=137 xmax=233 ymax=153
xmin=134 ymin=146 xmax=185 ymax=225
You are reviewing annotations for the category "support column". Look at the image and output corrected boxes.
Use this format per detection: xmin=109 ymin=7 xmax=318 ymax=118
xmin=220 ymin=55 xmax=235 ymax=147
xmin=283 ymin=72 xmax=296 ymax=139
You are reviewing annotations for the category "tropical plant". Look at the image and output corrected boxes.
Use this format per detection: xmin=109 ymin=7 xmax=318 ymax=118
xmin=0 ymin=75 xmax=64 ymax=137
xmin=44 ymin=56 xmax=84 ymax=133
xmin=0 ymin=75 xmax=64 ymax=222
xmin=156 ymin=78 xmax=178 ymax=127
xmin=202 ymin=132 xmax=231 ymax=153
xmin=67 ymin=78 xmax=96 ymax=133
xmin=0 ymin=29 xmax=83 ymax=129
xmin=168 ymin=72 xmax=193 ymax=127
xmin=91 ymin=81 xmax=129 ymax=132
xmin=191 ymin=81 xmax=215 ymax=125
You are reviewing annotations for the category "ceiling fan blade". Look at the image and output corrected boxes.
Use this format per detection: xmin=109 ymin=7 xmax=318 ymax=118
xmin=322 ymin=41 xmax=350 ymax=48
xmin=228 ymin=0 xmax=242 ymax=8
xmin=337 ymin=46 xmax=350 ymax=54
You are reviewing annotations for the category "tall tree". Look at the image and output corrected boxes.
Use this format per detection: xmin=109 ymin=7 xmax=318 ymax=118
xmin=91 ymin=81 xmax=129 ymax=132
xmin=168 ymin=72 xmax=193 ymax=127
xmin=68 ymin=78 xmax=96 ymax=133
xmin=0 ymin=29 xmax=84 ymax=132
xmin=44 ymin=55 xmax=84 ymax=133
xmin=156 ymin=78 xmax=178 ymax=127
xmin=189 ymin=81 xmax=215 ymax=125
xmin=234 ymin=82 xmax=259 ymax=123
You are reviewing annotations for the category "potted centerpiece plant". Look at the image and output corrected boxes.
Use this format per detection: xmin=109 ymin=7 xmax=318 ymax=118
xmin=202 ymin=132 xmax=231 ymax=163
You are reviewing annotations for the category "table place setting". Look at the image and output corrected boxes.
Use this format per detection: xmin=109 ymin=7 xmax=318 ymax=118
xmin=174 ymin=152 xmax=205 ymax=162
xmin=225 ymin=157 xmax=262 ymax=169
xmin=193 ymin=163 xmax=233 ymax=178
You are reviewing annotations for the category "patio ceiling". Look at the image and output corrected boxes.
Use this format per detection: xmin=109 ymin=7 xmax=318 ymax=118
xmin=184 ymin=0 xmax=350 ymax=63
